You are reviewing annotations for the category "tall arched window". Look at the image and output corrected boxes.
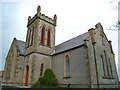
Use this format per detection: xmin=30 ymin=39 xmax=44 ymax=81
xmin=29 ymin=28 xmax=34 ymax=46
xmin=41 ymin=26 xmax=45 ymax=45
xmin=26 ymin=28 xmax=34 ymax=47
xmin=100 ymin=55 xmax=105 ymax=77
xmin=47 ymin=29 xmax=51 ymax=47
xmin=27 ymin=30 xmax=31 ymax=47
xmin=40 ymin=63 xmax=44 ymax=77
xmin=108 ymin=58 xmax=113 ymax=77
xmin=64 ymin=55 xmax=70 ymax=79
xmin=26 ymin=29 xmax=29 ymax=47
xmin=30 ymin=28 xmax=34 ymax=46
xmin=103 ymin=51 xmax=109 ymax=77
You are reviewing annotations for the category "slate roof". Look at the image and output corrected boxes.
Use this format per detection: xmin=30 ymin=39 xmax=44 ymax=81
xmin=14 ymin=32 xmax=89 ymax=56
xmin=52 ymin=32 xmax=90 ymax=55
xmin=16 ymin=39 xmax=25 ymax=55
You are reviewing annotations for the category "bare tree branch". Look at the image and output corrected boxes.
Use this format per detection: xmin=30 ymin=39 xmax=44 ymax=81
xmin=107 ymin=0 xmax=119 ymax=30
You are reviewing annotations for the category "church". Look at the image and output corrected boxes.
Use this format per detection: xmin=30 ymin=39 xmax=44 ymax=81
xmin=3 ymin=6 xmax=119 ymax=88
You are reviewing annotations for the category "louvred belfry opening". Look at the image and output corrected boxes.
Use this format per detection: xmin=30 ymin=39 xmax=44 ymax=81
xmin=41 ymin=26 xmax=45 ymax=45
xmin=47 ymin=29 xmax=51 ymax=47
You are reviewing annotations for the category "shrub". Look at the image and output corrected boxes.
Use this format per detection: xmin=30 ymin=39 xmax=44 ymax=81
xmin=32 ymin=81 xmax=40 ymax=88
xmin=32 ymin=69 xmax=59 ymax=88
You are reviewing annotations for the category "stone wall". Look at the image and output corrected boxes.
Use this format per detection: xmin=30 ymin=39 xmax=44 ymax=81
xmin=3 ymin=38 xmax=25 ymax=85
xmin=22 ymin=53 xmax=51 ymax=85
xmin=52 ymin=46 xmax=90 ymax=88
xmin=87 ymin=23 xmax=119 ymax=88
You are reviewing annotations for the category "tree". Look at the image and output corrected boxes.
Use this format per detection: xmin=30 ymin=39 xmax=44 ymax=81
xmin=108 ymin=0 xmax=120 ymax=30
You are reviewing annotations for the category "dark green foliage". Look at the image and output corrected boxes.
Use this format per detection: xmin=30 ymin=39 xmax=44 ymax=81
xmin=39 ymin=77 xmax=47 ymax=86
xmin=32 ymin=81 xmax=40 ymax=88
xmin=43 ymin=69 xmax=58 ymax=86
xmin=32 ymin=69 xmax=59 ymax=88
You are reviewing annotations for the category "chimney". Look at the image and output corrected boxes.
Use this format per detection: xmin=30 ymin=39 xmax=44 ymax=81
xmin=88 ymin=28 xmax=96 ymax=44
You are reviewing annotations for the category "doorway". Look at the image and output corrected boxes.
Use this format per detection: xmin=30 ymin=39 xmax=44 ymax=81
xmin=25 ymin=65 xmax=29 ymax=86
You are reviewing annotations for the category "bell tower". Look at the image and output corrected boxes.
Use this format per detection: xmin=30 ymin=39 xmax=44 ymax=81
xmin=25 ymin=6 xmax=57 ymax=55
xmin=23 ymin=6 xmax=57 ymax=85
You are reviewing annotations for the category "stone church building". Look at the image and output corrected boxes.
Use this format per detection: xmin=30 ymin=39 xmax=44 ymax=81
xmin=3 ymin=6 xmax=119 ymax=88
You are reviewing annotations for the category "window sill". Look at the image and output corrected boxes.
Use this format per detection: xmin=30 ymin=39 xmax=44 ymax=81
xmin=46 ymin=45 xmax=51 ymax=48
xmin=39 ymin=43 xmax=45 ymax=46
xmin=63 ymin=76 xmax=71 ymax=79
xmin=102 ymin=76 xmax=114 ymax=79
xmin=39 ymin=44 xmax=52 ymax=48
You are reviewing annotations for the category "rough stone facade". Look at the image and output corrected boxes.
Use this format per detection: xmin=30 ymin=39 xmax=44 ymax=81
xmin=3 ymin=6 xmax=119 ymax=88
xmin=0 ymin=71 xmax=4 ymax=82
xmin=52 ymin=46 xmax=90 ymax=88
xmin=3 ymin=38 xmax=25 ymax=85
xmin=85 ymin=24 xmax=119 ymax=88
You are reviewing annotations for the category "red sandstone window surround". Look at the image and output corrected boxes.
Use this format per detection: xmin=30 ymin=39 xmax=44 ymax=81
xmin=47 ymin=29 xmax=51 ymax=47
xmin=41 ymin=26 xmax=45 ymax=45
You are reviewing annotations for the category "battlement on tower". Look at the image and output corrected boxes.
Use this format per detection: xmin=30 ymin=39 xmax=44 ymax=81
xmin=27 ymin=6 xmax=57 ymax=27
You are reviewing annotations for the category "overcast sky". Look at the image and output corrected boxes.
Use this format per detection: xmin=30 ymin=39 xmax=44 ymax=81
xmin=1 ymin=0 xmax=119 ymax=79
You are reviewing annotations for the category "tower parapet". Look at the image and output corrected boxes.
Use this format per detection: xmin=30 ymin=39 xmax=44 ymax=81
xmin=27 ymin=6 xmax=57 ymax=27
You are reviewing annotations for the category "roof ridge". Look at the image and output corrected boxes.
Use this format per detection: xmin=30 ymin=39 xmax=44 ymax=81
xmin=56 ymin=32 xmax=88 ymax=47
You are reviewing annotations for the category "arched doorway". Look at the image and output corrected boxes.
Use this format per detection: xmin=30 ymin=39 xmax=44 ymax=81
xmin=25 ymin=65 xmax=29 ymax=86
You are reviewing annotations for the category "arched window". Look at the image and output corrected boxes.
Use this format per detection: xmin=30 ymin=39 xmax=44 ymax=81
xmin=64 ymin=55 xmax=70 ymax=79
xmin=27 ymin=30 xmax=31 ymax=47
xmin=41 ymin=26 xmax=45 ymax=45
xmin=100 ymin=55 xmax=105 ymax=77
xmin=103 ymin=51 xmax=109 ymax=77
xmin=26 ymin=29 xmax=29 ymax=47
xmin=26 ymin=28 xmax=34 ymax=47
xmin=47 ymin=29 xmax=51 ymax=47
xmin=29 ymin=28 xmax=34 ymax=46
xmin=40 ymin=63 xmax=44 ymax=77
xmin=66 ymin=55 xmax=70 ymax=77
xmin=29 ymin=30 xmax=32 ymax=46
xmin=108 ymin=58 xmax=113 ymax=77
xmin=31 ymin=28 xmax=34 ymax=45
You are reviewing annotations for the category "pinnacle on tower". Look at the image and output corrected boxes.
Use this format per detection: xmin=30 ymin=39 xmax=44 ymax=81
xmin=37 ymin=6 xmax=41 ymax=13
xmin=53 ymin=14 xmax=57 ymax=25
xmin=28 ymin=16 xmax=31 ymax=21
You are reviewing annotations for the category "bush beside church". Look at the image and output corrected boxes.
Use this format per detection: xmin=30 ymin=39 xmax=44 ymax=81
xmin=32 ymin=69 xmax=59 ymax=88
